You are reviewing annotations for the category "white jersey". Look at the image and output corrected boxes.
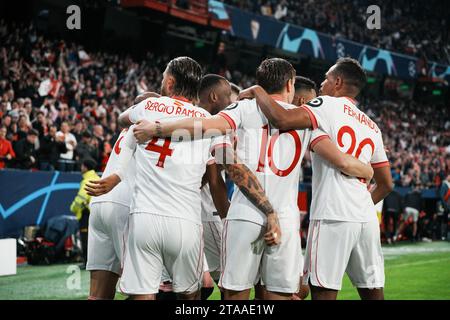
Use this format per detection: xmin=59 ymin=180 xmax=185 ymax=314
xmin=303 ymin=95 xmax=389 ymax=222
xmin=218 ymin=99 xmax=311 ymax=226
xmin=91 ymin=129 xmax=136 ymax=207
xmin=128 ymin=96 xmax=224 ymax=225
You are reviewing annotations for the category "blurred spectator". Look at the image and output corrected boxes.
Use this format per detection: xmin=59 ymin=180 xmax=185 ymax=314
xmin=274 ymin=0 xmax=288 ymax=20
xmin=260 ymin=1 xmax=273 ymax=16
xmin=395 ymin=186 xmax=423 ymax=242
xmin=38 ymin=125 xmax=67 ymax=171
xmin=13 ymin=129 xmax=38 ymax=169
xmin=56 ymin=122 xmax=77 ymax=171
xmin=32 ymin=111 xmax=48 ymax=137
xmin=75 ymin=131 xmax=98 ymax=167
xmin=0 ymin=125 xmax=15 ymax=168
xmin=382 ymin=189 xmax=403 ymax=244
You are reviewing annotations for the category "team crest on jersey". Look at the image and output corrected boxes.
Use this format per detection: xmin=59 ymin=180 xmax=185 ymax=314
xmin=224 ymin=102 xmax=238 ymax=111
xmin=306 ymin=97 xmax=323 ymax=108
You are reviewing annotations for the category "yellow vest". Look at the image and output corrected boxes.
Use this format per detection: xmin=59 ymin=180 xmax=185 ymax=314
xmin=70 ymin=169 xmax=100 ymax=220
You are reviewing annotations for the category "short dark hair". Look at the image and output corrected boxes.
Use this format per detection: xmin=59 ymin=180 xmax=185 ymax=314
xmin=256 ymin=58 xmax=296 ymax=94
xmin=82 ymin=130 xmax=92 ymax=138
xmin=198 ymin=74 xmax=227 ymax=97
xmin=230 ymin=82 xmax=241 ymax=95
xmin=82 ymin=158 xmax=97 ymax=171
xmin=295 ymin=76 xmax=317 ymax=93
xmin=165 ymin=56 xmax=202 ymax=101
xmin=28 ymin=129 xmax=39 ymax=136
xmin=332 ymin=57 xmax=367 ymax=93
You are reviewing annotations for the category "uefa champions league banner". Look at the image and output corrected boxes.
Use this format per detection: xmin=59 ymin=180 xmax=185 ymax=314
xmin=0 ymin=169 xmax=81 ymax=238
xmin=209 ymin=1 xmax=450 ymax=81
xmin=0 ymin=168 xmax=438 ymax=238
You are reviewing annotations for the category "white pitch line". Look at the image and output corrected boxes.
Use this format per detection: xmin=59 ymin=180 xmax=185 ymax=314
xmin=386 ymin=258 xmax=450 ymax=269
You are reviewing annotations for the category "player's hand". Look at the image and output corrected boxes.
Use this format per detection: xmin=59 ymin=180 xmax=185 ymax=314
xmin=264 ymin=213 xmax=281 ymax=246
xmin=133 ymin=119 xmax=157 ymax=143
xmin=361 ymin=164 xmax=374 ymax=186
xmin=237 ymin=85 xmax=260 ymax=101
xmin=85 ymin=174 xmax=121 ymax=196
xmin=134 ymin=91 xmax=161 ymax=104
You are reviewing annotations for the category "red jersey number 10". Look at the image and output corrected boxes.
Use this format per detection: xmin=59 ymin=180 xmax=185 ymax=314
xmin=257 ymin=124 xmax=301 ymax=177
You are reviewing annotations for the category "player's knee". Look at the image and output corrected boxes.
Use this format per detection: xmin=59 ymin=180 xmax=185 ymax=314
xmin=298 ymin=284 xmax=310 ymax=300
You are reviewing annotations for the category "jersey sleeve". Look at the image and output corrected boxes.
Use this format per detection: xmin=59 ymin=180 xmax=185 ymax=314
xmin=309 ymin=129 xmax=331 ymax=151
xmin=217 ymin=101 xmax=244 ymax=130
xmin=209 ymin=134 xmax=233 ymax=165
xmin=128 ymin=99 xmax=150 ymax=123
xmin=371 ymin=134 xmax=390 ymax=168
xmin=210 ymin=134 xmax=233 ymax=154
xmin=114 ymin=125 xmax=137 ymax=181
xmin=300 ymin=96 xmax=333 ymax=132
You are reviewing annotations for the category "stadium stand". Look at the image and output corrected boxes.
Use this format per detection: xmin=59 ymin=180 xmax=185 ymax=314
xmin=222 ymin=0 xmax=450 ymax=64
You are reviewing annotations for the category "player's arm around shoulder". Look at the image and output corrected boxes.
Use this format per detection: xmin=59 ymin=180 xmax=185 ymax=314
xmin=311 ymin=134 xmax=374 ymax=181
xmin=133 ymin=113 xmax=232 ymax=144
xmin=238 ymin=85 xmax=312 ymax=130
xmin=118 ymin=92 xmax=160 ymax=128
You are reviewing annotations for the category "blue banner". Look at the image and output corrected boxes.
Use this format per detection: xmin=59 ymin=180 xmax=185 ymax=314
xmin=0 ymin=169 xmax=81 ymax=238
xmin=221 ymin=3 xmax=450 ymax=82
xmin=0 ymin=169 xmax=440 ymax=238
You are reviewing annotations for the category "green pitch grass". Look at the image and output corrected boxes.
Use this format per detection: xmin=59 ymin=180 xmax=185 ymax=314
xmin=0 ymin=241 xmax=449 ymax=300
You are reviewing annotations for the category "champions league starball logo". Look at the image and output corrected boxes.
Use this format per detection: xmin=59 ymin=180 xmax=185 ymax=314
xmin=276 ymin=25 xmax=325 ymax=59
xmin=358 ymin=47 xmax=397 ymax=77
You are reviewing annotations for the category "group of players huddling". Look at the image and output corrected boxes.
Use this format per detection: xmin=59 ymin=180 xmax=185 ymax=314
xmin=85 ymin=56 xmax=393 ymax=300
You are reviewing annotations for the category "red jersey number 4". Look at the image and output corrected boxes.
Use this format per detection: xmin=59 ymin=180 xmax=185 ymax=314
xmin=145 ymin=137 xmax=174 ymax=168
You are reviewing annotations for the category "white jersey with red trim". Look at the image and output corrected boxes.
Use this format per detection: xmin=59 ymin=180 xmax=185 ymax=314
xmin=91 ymin=128 xmax=136 ymax=207
xmin=128 ymin=96 xmax=227 ymax=225
xmin=304 ymin=95 xmax=389 ymax=222
xmin=218 ymin=99 xmax=311 ymax=226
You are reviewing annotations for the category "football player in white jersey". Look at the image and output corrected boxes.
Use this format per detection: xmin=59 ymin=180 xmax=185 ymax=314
xmin=197 ymin=74 xmax=235 ymax=299
xmin=290 ymin=75 xmax=318 ymax=301
xmin=86 ymin=57 xmax=281 ymax=300
xmin=238 ymin=57 xmax=394 ymax=300
xmin=132 ymin=58 xmax=373 ymax=300
xmin=86 ymin=127 xmax=135 ymax=300
xmin=86 ymin=91 xmax=161 ymax=300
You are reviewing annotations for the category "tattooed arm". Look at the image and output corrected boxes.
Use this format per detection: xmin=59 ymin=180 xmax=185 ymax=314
xmin=214 ymin=146 xmax=281 ymax=246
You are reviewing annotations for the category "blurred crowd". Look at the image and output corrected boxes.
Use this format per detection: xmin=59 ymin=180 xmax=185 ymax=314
xmin=0 ymin=20 xmax=171 ymax=172
xmin=366 ymin=99 xmax=450 ymax=189
xmin=0 ymin=20 xmax=449 ymax=193
xmin=222 ymin=0 xmax=450 ymax=65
